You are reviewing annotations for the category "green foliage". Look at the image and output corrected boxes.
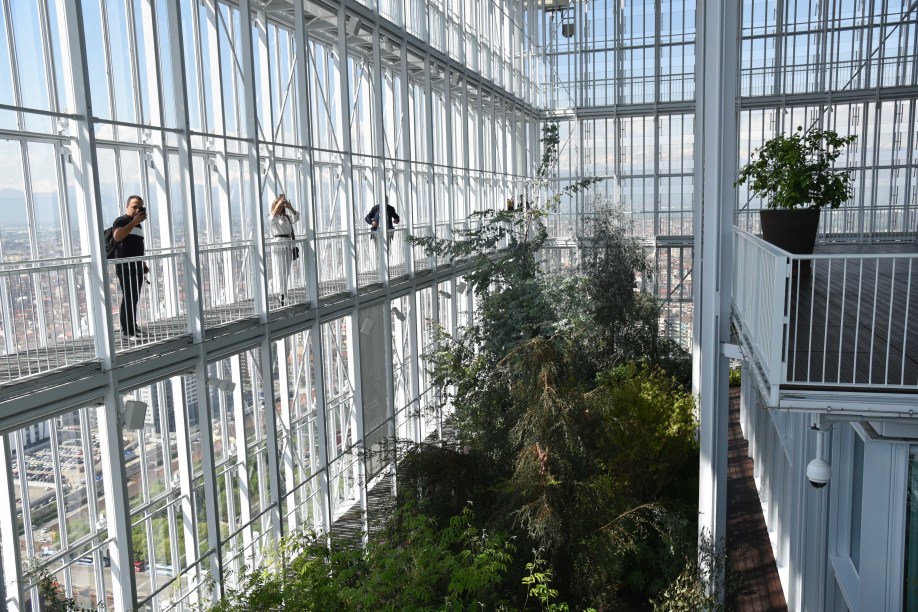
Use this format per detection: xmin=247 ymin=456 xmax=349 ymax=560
xmin=394 ymin=441 xmax=502 ymax=525
xmin=412 ymin=122 xmax=598 ymax=360
xmin=417 ymin=329 xmax=699 ymax=606
xmin=591 ymin=364 xmax=698 ymax=502
xmin=735 ymin=126 xmax=857 ymax=210
xmin=211 ymin=506 xmax=516 ymax=611
xmin=213 ymin=121 xmax=702 ymax=610
xmin=652 ymin=532 xmax=747 ymax=612
xmin=405 ymin=124 xmax=701 ymax=607
xmin=24 ymin=562 xmax=94 ymax=611
xmin=523 ymin=558 xmax=594 ymax=612
xmin=729 ymin=368 xmax=742 ymax=387
xmin=572 ymin=204 xmax=692 ymax=385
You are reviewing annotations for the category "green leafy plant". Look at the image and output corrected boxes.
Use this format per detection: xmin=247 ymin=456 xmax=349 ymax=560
xmin=728 ymin=368 xmax=742 ymax=387
xmin=652 ymin=531 xmax=748 ymax=612
xmin=24 ymin=562 xmax=91 ymax=611
xmin=523 ymin=557 xmax=595 ymax=612
xmin=405 ymin=128 xmax=699 ymax=605
xmin=735 ymin=126 xmax=856 ymax=210
xmin=210 ymin=506 xmax=517 ymax=611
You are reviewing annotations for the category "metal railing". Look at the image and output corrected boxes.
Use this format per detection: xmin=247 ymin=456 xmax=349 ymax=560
xmin=329 ymin=449 xmax=360 ymax=521
xmin=0 ymin=222 xmax=466 ymax=386
xmin=733 ymin=231 xmax=789 ymax=404
xmin=316 ymin=231 xmax=349 ymax=298
xmin=265 ymin=237 xmax=310 ymax=310
xmin=413 ymin=225 xmax=434 ymax=272
xmin=280 ymin=473 xmax=321 ymax=530
xmin=356 ymin=228 xmax=382 ymax=288
xmin=200 ymin=242 xmax=255 ymax=327
xmin=108 ymin=250 xmax=188 ymax=352
xmin=388 ymin=227 xmax=409 ymax=278
xmin=733 ymin=229 xmax=918 ymax=403
xmin=0 ymin=256 xmax=94 ymax=382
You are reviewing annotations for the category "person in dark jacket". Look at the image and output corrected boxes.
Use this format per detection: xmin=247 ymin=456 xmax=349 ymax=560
xmin=112 ymin=195 xmax=147 ymax=338
xmin=365 ymin=197 xmax=400 ymax=242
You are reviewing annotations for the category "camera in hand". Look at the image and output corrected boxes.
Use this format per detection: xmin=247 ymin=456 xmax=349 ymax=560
xmin=138 ymin=207 xmax=147 ymax=215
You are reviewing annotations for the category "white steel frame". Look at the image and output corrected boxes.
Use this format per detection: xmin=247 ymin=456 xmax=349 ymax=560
xmin=0 ymin=0 xmax=538 ymax=609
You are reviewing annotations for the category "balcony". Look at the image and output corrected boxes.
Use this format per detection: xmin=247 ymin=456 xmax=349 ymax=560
xmin=732 ymin=229 xmax=918 ymax=417
xmin=0 ymin=240 xmax=318 ymax=390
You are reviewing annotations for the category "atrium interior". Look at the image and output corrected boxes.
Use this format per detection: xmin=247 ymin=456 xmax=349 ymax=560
xmin=0 ymin=0 xmax=916 ymax=610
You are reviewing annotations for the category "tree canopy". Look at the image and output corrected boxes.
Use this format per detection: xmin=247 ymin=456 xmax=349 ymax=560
xmin=209 ymin=123 xmax=706 ymax=611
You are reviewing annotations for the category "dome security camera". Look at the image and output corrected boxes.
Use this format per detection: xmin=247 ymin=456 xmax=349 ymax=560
xmin=806 ymin=458 xmax=831 ymax=488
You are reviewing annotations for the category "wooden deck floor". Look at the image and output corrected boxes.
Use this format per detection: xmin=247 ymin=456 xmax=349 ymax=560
xmin=784 ymin=243 xmax=918 ymax=389
xmin=728 ymin=387 xmax=788 ymax=612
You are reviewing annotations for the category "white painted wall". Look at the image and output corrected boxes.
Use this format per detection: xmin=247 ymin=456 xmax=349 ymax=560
xmin=739 ymin=377 xmax=914 ymax=612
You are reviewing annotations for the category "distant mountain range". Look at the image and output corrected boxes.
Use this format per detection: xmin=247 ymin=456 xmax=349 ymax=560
xmin=0 ymin=189 xmax=57 ymax=227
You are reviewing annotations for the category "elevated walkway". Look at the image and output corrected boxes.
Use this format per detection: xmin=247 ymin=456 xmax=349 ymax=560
xmin=733 ymin=230 xmax=918 ymax=418
xmin=728 ymin=387 xmax=788 ymax=611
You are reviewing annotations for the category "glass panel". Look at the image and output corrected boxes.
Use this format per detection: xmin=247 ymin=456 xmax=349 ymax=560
xmin=11 ymin=406 xmax=109 ymax=610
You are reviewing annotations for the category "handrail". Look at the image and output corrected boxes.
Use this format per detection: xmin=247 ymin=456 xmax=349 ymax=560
xmin=733 ymin=227 xmax=918 ymax=398
xmin=200 ymin=240 xmax=254 ymax=251
xmin=0 ymin=255 xmax=89 ymax=271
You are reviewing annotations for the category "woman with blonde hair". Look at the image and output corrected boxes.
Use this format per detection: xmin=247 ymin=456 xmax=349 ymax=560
xmin=268 ymin=193 xmax=299 ymax=305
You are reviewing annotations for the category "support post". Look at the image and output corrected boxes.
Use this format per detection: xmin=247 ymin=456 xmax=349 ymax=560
xmin=693 ymin=0 xmax=738 ymax=601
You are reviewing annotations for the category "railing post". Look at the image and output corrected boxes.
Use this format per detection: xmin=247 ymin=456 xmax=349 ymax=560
xmin=311 ymin=321 xmax=333 ymax=540
xmin=0 ymin=432 xmax=23 ymax=612
xmin=693 ymin=0 xmax=737 ymax=593
xmin=771 ymin=255 xmax=791 ymax=404
xmin=293 ymin=0 xmax=320 ymax=308
xmin=336 ymin=9 xmax=359 ymax=296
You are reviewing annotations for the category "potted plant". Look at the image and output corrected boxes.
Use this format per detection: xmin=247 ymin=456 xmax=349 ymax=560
xmin=736 ymin=126 xmax=856 ymax=254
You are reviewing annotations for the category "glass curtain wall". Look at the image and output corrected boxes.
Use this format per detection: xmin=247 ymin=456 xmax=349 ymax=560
xmin=737 ymin=0 xmax=918 ymax=243
xmin=0 ymin=0 xmax=540 ymax=610
xmin=539 ymin=0 xmax=918 ymax=346
xmin=538 ymin=0 xmax=696 ymax=346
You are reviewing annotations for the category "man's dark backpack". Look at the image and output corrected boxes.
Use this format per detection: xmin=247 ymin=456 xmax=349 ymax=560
xmin=103 ymin=227 xmax=121 ymax=258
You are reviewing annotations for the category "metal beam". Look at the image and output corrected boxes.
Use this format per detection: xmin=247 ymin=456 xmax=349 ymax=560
xmin=693 ymin=0 xmax=737 ymax=600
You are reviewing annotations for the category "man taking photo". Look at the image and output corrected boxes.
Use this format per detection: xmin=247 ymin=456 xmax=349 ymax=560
xmin=112 ymin=195 xmax=147 ymax=339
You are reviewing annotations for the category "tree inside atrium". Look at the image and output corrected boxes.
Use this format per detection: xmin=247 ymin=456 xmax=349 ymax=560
xmin=209 ymin=124 xmax=704 ymax=611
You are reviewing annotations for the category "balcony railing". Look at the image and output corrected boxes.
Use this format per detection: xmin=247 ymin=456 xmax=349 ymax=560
xmin=356 ymin=229 xmax=382 ymax=288
xmin=412 ymin=225 xmax=434 ymax=272
xmin=0 ymin=227 xmax=438 ymax=386
xmin=108 ymin=249 xmax=189 ymax=351
xmin=733 ymin=229 xmax=918 ymax=405
xmin=0 ymin=250 xmax=192 ymax=384
xmin=200 ymin=242 xmax=256 ymax=327
xmin=389 ymin=227 xmax=409 ymax=279
xmin=265 ymin=238 xmax=311 ymax=310
xmin=0 ymin=256 xmax=94 ymax=381
xmin=316 ymin=231 xmax=349 ymax=298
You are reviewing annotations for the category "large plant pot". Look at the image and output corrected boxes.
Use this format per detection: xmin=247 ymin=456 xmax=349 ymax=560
xmin=759 ymin=208 xmax=821 ymax=255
